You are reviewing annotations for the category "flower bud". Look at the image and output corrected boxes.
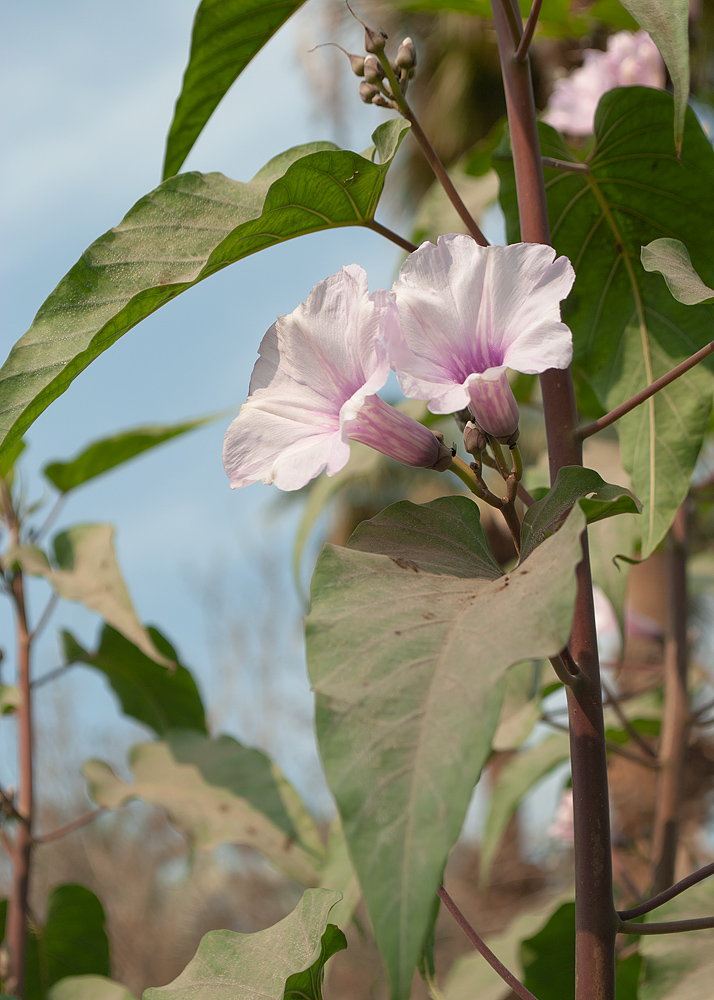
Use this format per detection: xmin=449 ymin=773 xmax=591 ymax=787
xmin=364 ymin=24 xmax=388 ymax=54
xmin=373 ymin=94 xmax=392 ymax=108
xmin=363 ymin=54 xmax=384 ymax=83
xmin=348 ymin=395 xmax=453 ymax=473
xmin=348 ymin=53 xmax=366 ymax=76
xmin=463 ymin=421 xmax=487 ymax=457
xmin=396 ymin=37 xmax=417 ymax=70
xmin=359 ymin=81 xmax=379 ymax=104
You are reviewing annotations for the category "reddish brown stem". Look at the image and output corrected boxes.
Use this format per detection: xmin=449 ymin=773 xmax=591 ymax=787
xmin=364 ymin=219 xmax=417 ymax=253
xmin=5 ymin=569 xmax=33 ymax=997
xmin=35 ymin=808 xmax=104 ymax=845
xmin=651 ymin=504 xmax=690 ymax=894
xmin=515 ymin=0 xmax=543 ymax=62
xmin=437 ymin=886 xmax=538 ymax=1000
xmin=618 ymin=916 xmax=714 ymax=934
xmin=619 ymin=860 xmax=714 ymax=920
xmin=490 ymin=3 xmax=617 ymax=997
xmin=578 ymin=342 xmax=714 ymax=440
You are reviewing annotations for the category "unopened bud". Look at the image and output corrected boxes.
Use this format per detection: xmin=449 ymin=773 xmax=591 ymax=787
xmin=463 ymin=421 xmax=487 ymax=457
xmin=364 ymin=25 xmax=388 ymax=54
xmin=373 ymin=94 xmax=392 ymax=108
xmin=348 ymin=53 xmax=366 ymax=76
xmin=359 ymin=81 xmax=380 ymax=104
xmin=396 ymin=37 xmax=417 ymax=70
xmin=363 ymin=54 xmax=384 ymax=83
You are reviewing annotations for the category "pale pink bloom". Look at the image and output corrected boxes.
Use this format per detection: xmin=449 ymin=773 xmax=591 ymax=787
xmin=548 ymin=789 xmax=574 ymax=845
xmin=223 ymin=265 xmax=452 ymax=491
xmin=386 ymin=235 xmax=575 ymax=442
xmin=593 ymin=586 xmax=622 ymax=669
xmin=543 ymin=30 xmax=665 ymax=136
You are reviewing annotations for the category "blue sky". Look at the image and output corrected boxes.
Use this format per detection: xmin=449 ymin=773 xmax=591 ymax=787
xmin=0 ymin=0 xmax=408 ymax=816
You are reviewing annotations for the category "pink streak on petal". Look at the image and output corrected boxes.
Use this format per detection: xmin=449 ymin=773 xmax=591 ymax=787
xmin=466 ymin=371 xmax=520 ymax=441
xmin=346 ymin=394 xmax=449 ymax=469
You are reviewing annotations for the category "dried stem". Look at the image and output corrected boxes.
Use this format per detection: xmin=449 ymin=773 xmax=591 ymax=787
xmin=578 ymin=342 xmax=714 ymax=440
xmin=619 ymin=860 xmax=714 ymax=920
xmin=651 ymin=504 xmax=691 ymax=894
xmin=437 ymin=885 xmax=539 ymax=1000
xmin=490 ymin=4 xmax=618 ymax=996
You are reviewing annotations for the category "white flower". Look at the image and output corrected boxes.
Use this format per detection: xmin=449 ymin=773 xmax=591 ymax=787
xmin=223 ymin=265 xmax=452 ymax=491
xmin=386 ymin=235 xmax=575 ymax=442
xmin=543 ymin=30 xmax=665 ymax=136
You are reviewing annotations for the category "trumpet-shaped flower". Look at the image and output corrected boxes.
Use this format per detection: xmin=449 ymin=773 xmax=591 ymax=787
xmin=386 ymin=235 xmax=575 ymax=442
xmin=543 ymin=30 xmax=665 ymax=136
xmin=223 ymin=265 xmax=452 ymax=491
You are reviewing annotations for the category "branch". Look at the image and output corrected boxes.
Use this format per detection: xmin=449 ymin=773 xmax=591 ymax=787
xmin=0 ymin=786 xmax=25 ymax=825
xmin=31 ymin=660 xmax=77 ymax=689
xmin=35 ymin=808 xmax=104 ymax=845
xmin=541 ymin=156 xmax=589 ymax=174
xmin=542 ymin=715 xmax=657 ymax=768
xmin=364 ymin=220 xmax=417 ymax=253
xmin=29 ymin=592 xmax=59 ymax=642
xmin=619 ymin=915 xmax=714 ymax=934
xmin=515 ymin=0 xmax=543 ymax=62
xmin=601 ymin=679 xmax=657 ymax=759
xmin=578 ymin=342 xmax=714 ymax=440
xmin=437 ymin=885 xmax=538 ymax=1000
xmin=618 ymin=861 xmax=714 ymax=920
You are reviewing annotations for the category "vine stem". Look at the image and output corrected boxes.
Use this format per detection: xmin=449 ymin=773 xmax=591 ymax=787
xmin=437 ymin=886 xmax=539 ymax=1000
xmin=651 ymin=503 xmax=690 ymax=894
xmin=514 ymin=0 xmax=543 ymax=62
xmin=490 ymin=3 xmax=618 ymax=998
xmin=618 ymin=915 xmax=714 ymax=934
xmin=5 ymin=566 xmax=33 ymax=997
xmin=619 ymin=860 xmax=714 ymax=920
xmin=577 ymin=341 xmax=714 ymax=440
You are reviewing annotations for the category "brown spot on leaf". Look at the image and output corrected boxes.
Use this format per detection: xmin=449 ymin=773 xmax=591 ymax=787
xmin=392 ymin=557 xmax=419 ymax=572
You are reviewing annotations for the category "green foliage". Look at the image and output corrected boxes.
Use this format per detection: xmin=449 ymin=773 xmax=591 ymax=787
xmin=0 ymin=120 xmax=408 ymax=464
xmin=307 ymin=497 xmax=587 ymax=999
xmin=495 ymin=87 xmax=714 ymax=557
xmin=61 ymin=625 xmax=206 ymax=737
xmin=43 ymin=413 xmax=221 ymax=493
xmin=143 ymin=889 xmax=345 ymax=1000
xmin=480 ymin=733 xmax=571 ymax=883
xmin=48 ymin=976 xmax=138 ymax=1000
xmin=8 ymin=525 xmax=170 ymax=666
xmin=83 ymin=733 xmax=320 ymax=884
xmin=641 ymin=238 xmax=714 ymax=305
xmin=520 ymin=466 xmax=641 ymax=560
xmin=618 ymin=0 xmax=690 ymax=151
xmin=0 ymin=887 xmax=111 ymax=1000
xmin=163 ymin=0 xmax=309 ymax=179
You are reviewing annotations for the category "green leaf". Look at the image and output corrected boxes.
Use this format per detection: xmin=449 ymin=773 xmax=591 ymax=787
xmin=480 ymin=733 xmax=571 ymax=884
xmin=43 ymin=413 xmax=222 ymax=494
xmin=0 ymin=438 xmax=24 ymax=480
xmin=492 ymin=661 xmax=543 ymax=752
xmin=495 ymin=87 xmax=714 ymax=557
xmin=163 ymin=0 xmax=309 ymax=179
xmin=48 ymin=976 xmax=137 ymax=1000
xmin=641 ymin=238 xmax=714 ymax=305
xmin=0 ymin=121 xmax=409 ymax=465
xmin=44 ymin=524 xmax=170 ymax=666
xmin=0 ymin=683 xmax=21 ymax=714
xmin=24 ymin=885 xmax=110 ymax=1000
xmin=284 ymin=923 xmax=347 ymax=1000
xmin=318 ymin=816 xmax=361 ymax=931
xmin=618 ymin=0 xmax=690 ymax=152
xmin=143 ymin=888 xmax=344 ymax=1000
xmin=61 ymin=625 xmax=206 ymax=736
xmin=520 ymin=466 xmax=641 ymax=560
xmin=307 ymin=497 xmax=586 ymax=999
xmin=83 ymin=734 xmax=319 ymax=884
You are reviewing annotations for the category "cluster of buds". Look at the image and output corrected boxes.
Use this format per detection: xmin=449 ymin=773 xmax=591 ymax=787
xmin=339 ymin=10 xmax=417 ymax=110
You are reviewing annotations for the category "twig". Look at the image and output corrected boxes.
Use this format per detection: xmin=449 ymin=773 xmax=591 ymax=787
xmin=601 ymin=679 xmax=657 ymax=759
xmin=549 ymin=656 xmax=578 ymax=688
xmin=618 ymin=861 xmax=714 ymax=919
xmin=542 ymin=716 xmax=658 ymax=768
xmin=578 ymin=343 xmax=714 ymax=440
xmin=619 ymin=916 xmax=714 ymax=934
xmin=364 ymin=220 xmax=417 ymax=253
xmin=29 ymin=493 xmax=66 ymax=544
xmin=541 ymin=156 xmax=590 ymax=174
xmin=515 ymin=0 xmax=543 ymax=62
xmin=0 ymin=786 xmax=25 ymax=825
xmin=35 ymin=808 xmax=104 ymax=844
xmin=437 ymin=885 xmax=538 ymax=1000
xmin=31 ymin=661 xmax=77 ymax=689
xmin=29 ymin=592 xmax=58 ymax=642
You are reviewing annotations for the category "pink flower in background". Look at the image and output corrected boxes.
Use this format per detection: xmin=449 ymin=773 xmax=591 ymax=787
xmin=543 ymin=30 xmax=665 ymax=136
xmin=386 ymin=235 xmax=575 ymax=442
xmin=223 ymin=265 xmax=452 ymax=491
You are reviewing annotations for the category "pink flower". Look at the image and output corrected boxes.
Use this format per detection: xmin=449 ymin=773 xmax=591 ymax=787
xmin=543 ymin=30 xmax=666 ymax=137
xmin=386 ymin=235 xmax=575 ymax=442
xmin=222 ymin=265 xmax=452 ymax=491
